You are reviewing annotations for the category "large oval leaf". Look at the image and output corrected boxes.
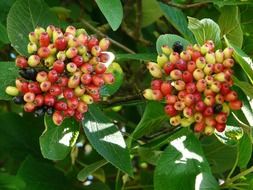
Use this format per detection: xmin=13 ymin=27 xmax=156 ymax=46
xmin=188 ymin=17 xmax=221 ymax=48
xmin=238 ymin=133 xmax=252 ymax=169
xmin=156 ymin=34 xmax=190 ymax=54
xmin=159 ymin=2 xmax=194 ymax=42
xmin=154 ymin=133 xmax=219 ymax=190
xmin=100 ymin=62 xmax=123 ymax=97
xmin=95 ymin=0 xmax=123 ymax=31
xmin=233 ymin=76 xmax=253 ymax=99
xmin=142 ymin=0 xmax=163 ymax=27
xmin=7 ymin=0 xmax=59 ymax=56
xmin=0 ymin=62 xmax=19 ymax=100
xmin=225 ymin=36 xmax=253 ymax=84
xmin=218 ymin=6 xmax=243 ymax=48
xmin=39 ymin=115 xmax=79 ymax=160
xmin=0 ymin=173 xmax=25 ymax=190
xmin=82 ymin=105 xmax=133 ymax=177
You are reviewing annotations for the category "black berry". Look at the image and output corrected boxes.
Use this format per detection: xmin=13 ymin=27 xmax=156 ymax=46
xmin=26 ymin=68 xmax=37 ymax=81
xmin=213 ymin=104 xmax=223 ymax=114
xmin=34 ymin=107 xmax=45 ymax=117
xmin=19 ymin=69 xmax=30 ymax=80
xmin=172 ymin=41 xmax=183 ymax=53
xmin=12 ymin=96 xmax=25 ymax=104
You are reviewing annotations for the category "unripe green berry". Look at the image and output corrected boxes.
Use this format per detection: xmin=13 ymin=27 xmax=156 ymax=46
xmin=161 ymin=45 xmax=172 ymax=55
xmin=76 ymin=28 xmax=87 ymax=36
xmin=28 ymin=55 xmax=40 ymax=67
xmin=157 ymin=54 xmax=168 ymax=68
xmin=205 ymin=52 xmax=216 ymax=64
xmin=34 ymin=27 xmax=45 ymax=38
xmin=146 ymin=62 xmax=163 ymax=78
xmin=170 ymin=115 xmax=181 ymax=126
xmin=223 ymin=47 xmax=234 ymax=59
xmin=44 ymin=56 xmax=56 ymax=67
xmin=215 ymin=49 xmax=224 ymax=63
xmin=143 ymin=89 xmax=154 ymax=100
xmin=204 ymin=125 xmax=214 ymax=135
xmin=196 ymin=57 xmax=206 ymax=69
xmin=57 ymin=51 xmax=66 ymax=61
xmin=81 ymin=94 xmax=93 ymax=104
xmin=27 ymin=42 xmax=37 ymax=54
xmin=5 ymin=86 xmax=19 ymax=96
xmin=29 ymin=32 xmax=37 ymax=43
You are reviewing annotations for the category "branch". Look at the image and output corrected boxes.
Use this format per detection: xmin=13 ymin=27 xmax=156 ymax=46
xmin=101 ymin=94 xmax=144 ymax=106
xmin=80 ymin=19 xmax=136 ymax=54
xmin=162 ymin=0 xmax=212 ymax=9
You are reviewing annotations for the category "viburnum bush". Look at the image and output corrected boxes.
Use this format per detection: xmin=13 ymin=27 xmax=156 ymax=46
xmin=0 ymin=0 xmax=253 ymax=190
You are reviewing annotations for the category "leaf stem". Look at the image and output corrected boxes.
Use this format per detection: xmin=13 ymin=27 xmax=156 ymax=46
xmin=162 ymin=0 xmax=212 ymax=9
xmin=101 ymin=94 xmax=144 ymax=107
xmin=80 ymin=19 xmax=136 ymax=54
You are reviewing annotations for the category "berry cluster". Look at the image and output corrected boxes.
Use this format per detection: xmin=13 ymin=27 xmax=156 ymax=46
xmin=143 ymin=40 xmax=242 ymax=135
xmin=5 ymin=25 xmax=115 ymax=125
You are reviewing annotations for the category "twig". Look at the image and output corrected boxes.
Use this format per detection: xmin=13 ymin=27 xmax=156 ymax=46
xmin=101 ymin=94 xmax=144 ymax=106
xmin=80 ymin=19 xmax=136 ymax=54
xmin=162 ymin=0 xmax=212 ymax=9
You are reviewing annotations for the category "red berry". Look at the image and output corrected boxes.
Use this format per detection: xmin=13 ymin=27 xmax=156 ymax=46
xmin=57 ymin=76 xmax=68 ymax=87
xmin=164 ymin=104 xmax=177 ymax=116
xmin=63 ymin=88 xmax=74 ymax=99
xmin=55 ymin=101 xmax=68 ymax=111
xmin=214 ymin=63 xmax=224 ymax=73
xmin=53 ymin=111 xmax=64 ymax=126
xmin=103 ymin=73 xmax=115 ymax=84
xmin=215 ymin=123 xmax=226 ymax=132
xmin=196 ymin=79 xmax=207 ymax=92
xmin=74 ymin=111 xmax=84 ymax=121
xmin=77 ymin=101 xmax=88 ymax=113
xmin=92 ymin=75 xmax=104 ymax=87
xmin=225 ymin=91 xmax=238 ymax=102
xmin=28 ymin=82 xmax=41 ymax=94
xmin=40 ymin=81 xmax=51 ymax=92
xmin=23 ymin=92 xmax=35 ymax=103
xmin=95 ymin=63 xmax=106 ymax=74
xmin=49 ymin=85 xmax=62 ymax=96
xmin=195 ymin=101 xmax=206 ymax=112
xmin=203 ymin=106 xmax=213 ymax=116
xmin=175 ymin=59 xmax=187 ymax=71
xmin=165 ymin=94 xmax=177 ymax=104
xmin=72 ymin=55 xmax=83 ymax=67
xmin=39 ymin=32 xmax=50 ymax=47
xmin=193 ymin=92 xmax=202 ymax=102
xmin=15 ymin=56 xmax=28 ymax=68
xmin=36 ymin=71 xmax=48 ymax=83
xmin=169 ymin=52 xmax=180 ymax=64
xmin=48 ymin=70 xmax=59 ymax=83
xmin=229 ymin=100 xmax=242 ymax=110
xmin=67 ymin=97 xmax=79 ymax=109
xmin=53 ymin=60 xmax=65 ymax=73
xmin=177 ymin=90 xmax=187 ymax=101
xmin=191 ymin=51 xmax=201 ymax=62
xmin=44 ymin=94 xmax=56 ymax=106
xmin=34 ymin=94 xmax=44 ymax=107
xmin=194 ymin=121 xmax=205 ymax=133
xmin=54 ymin=37 xmax=67 ymax=51
xmin=187 ymin=61 xmax=196 ymax=73
xmin=163 ymin=62 xmax=175 ymax=75
xmin=24 ymin=102 xmax=36 ymax=112
xmin=220 ymin=82 xmax=230 ymax=95
xmin=37 ymin=47 xmax=50 ymax=58
xmin=81 ymin=63 xmax=94 ymax=74
xmin=151 ymin=80 xmax=162 ymax=90
xmin=182 ymin=71 xmax=193 ymax=83
xmin=186 ymin=82 xmax=196 ymax=94
xmin=183 ymin=107 xmax=193 ymax=118
xmin=63 ymin=108 xmax=75 ymax=117
xmin=91 ymin=45 xmax=102 ymax=56
xmin=88 ymin=36 xmax=99 ymax=50
xmin=161 ymin=81 xmax=172 ymax=95
xmin=215 ymin=112 xmax=227 ymax=124
xmin=184 ymin=94 xmax=194 ymax=106
xmin=20 ymin=82 xmax=29 ymax=94
xmin=205 ymin=116 xmax=217 ymax=127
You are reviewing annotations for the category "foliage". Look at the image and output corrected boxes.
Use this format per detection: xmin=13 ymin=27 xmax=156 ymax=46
xmin=0 ymin=0 xmax=253 ymax=189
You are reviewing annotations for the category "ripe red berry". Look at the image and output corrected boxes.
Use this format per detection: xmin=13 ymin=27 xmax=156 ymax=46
xmin=151 ymin=80 xmax=162 ymax=90
xmin=28 ymin=82 xmax=41 ymax=94
xmin=182 ymin=71 xmax=193 ymax=83
xmin=54 ymin=37 xmax=67 ymax=51
xmin=24 ymin=92 xmax=35 ymax=103
xmin=72 ymin=55 xmax=83 ymax=67
xmin=81 ymin=63 xmax=94 ymax=74
xmin=39 ymin=32 xmax=50 ymax=47
xmin=164 ymin=104 xmax=177 ymax=116
xmin=74 ymin=111 xmax=84 ymax=121
xmin=220 ymin=82 xmax=230 ymax=95
xmin=53 ymin=111 xmax=64 ymax=125
xmin=40 ymin=81 xmax=51 ymax=92
xmin=214 ymin=63 xmax=224 ymax=73
xmin=34 ymin=94 xmax=44 ymax=107
xmin=203 ymin=106 xmax=213 ymax=116
xmin=36 ymin=71 xmax=48 ymax=83
xmin=92 ymin=75 xmax=104 ymax=87
xmin=16 ymin=56 xmax=28 ymax=68
xmin=77 ymin=101 xmax=88 ymax=113
xmin=55 ymin=101 xmax=68 ymax=111
xmin=103 ymin=73 xmax=115 ymax=84
xmin=225 ymin=91 xmax=238 ymax=102
xmin=24 ymin=102 xmax=36 ymax=112
xmin=187 ymin=61 xmax=196 ymax=73
xmin=193 ymin=92 xmax=202 ymax=102
xmin=215 ymin=112 xmax=227 ymax=124
xmin=44 ymin=94 xmax=56 ymax=106
xmin=194 ymin=121 xmax=205 ymax=133
xmin=191 ymin=51 xmax=201 ymax=62
xmin=48 ymin=70 xmax=59 ymax=83
xmin=215 ymin=123 xmax=226 ymax=132
xmin=205 ymin=116 xmax=216 ymax=127
xmin=184 ymin=94 xmax=194 ymax=106
xmin=177 ymin=90 xmax=187 ymax=101
xmin=53 ymin=60 xmax=65 ymax=73
xmin=37 ymin=47 xmax=50 ymax=58
xmin=161 ymin=81 xmax=172 ymax=95
xmin=175 ymin=59 xmax=187 ymax=71
xmin=88 ymin=36 xmax=99 ymax=50
xmin=195 ymin=101 xmax=206 ymax=112
xmin=165 ymin=94 xmax=177 ymax=104
xmin=229 ymin=100 xmax=242 ymax=110
xmin=67 ymin=97 xmax=79 ymax=109
xmin=95 ymin=63 xmax=106 ymax=74
xmin=152 ymin=90 xmax=163 ymax=101
xmin=57 ymin=76 xmax=68 ymax=87
xmin=49 ymin=85 xmax=62 ymax=96
xmin=186 ymin=82 xmax=196 ymax=94
xmin=63 ymin=108 xmax=75 ymax=117
xmin=163 ymin=62 xmax=175 ymax=75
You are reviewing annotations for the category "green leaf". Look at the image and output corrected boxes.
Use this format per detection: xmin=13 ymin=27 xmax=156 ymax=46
xmin=202 ymin=136 xmax=237 ymax=174
xmin=233 ymin=76 xmax=253 ymax=99
xmin=159 ymin=3 xmax=194 ymax=41
xmin=116 ymin=53 xmax=156 ymax=62
xmin=132 ymin=101 xmax=169 ymax=140
xmin=0 ymin=113 xmax=42 ymax=160
xmin=40 ymin=115 xmax=79 ymax=160
xmin=156 ymin=34 xmax=190 ymax=54
xmin=142 ymin=0 xmax=163 ymax=27
xmin=212 ymin=0 xmax=253 ymax=7
xmin=17 ymin=156 xmax=70 ymax=190
xmin=224 ymin=36 xmax=253 ymax=84
xmin=100 ymin=62 xmax=123 ymax=96
xmin=82 ymin=105 xmax=133 ymax=176
xmin=95 ymin=0 xmax=123 ymax=31
xmin=0 ymin=62 xmax=19 ymax=100
xmin=7 ymin=0 xmax=59 ymax=56
xmin=77 ymin=159 xmax=108 ymax=181
xmin=214 ymin=114 xmax=243 ymax=145
xmin=188 ymin=17 xmax=221 ymax=48
xmin=0 ymin=23 xmax=9 ymax=44
xmin=218 ymin=6 xmax=243 ymax=48
xmin=154 ymin=133 xmax=218 ymax=190
xmin=0 ymin=173 xmax=25 ymax=190
xmin=238 ymin=133 xmax=252 ymax=169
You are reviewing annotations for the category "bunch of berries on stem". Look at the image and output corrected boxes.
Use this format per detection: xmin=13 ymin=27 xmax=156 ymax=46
xmin=6 ymin=25 xmax=115 ymax=125
xmin=143 ymin=40 xmax=242 ymax=135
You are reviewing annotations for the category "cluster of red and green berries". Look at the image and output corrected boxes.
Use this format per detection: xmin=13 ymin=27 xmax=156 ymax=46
xmin=143 ymin=40 xmax=242 ymax=135
xmin=5 ymin=25 xmax=115 ymax=125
